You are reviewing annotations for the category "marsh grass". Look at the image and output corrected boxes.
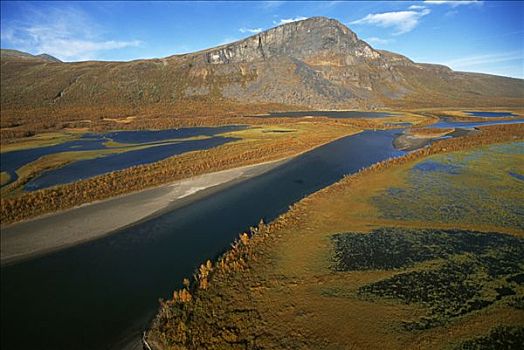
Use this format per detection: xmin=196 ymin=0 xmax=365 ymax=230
xmin=454 ymin=326 xmax=524 ymax=349
xmin=0 ymin=130 xmax=85 ymax=152
xmin=0 ymin=172 xmax=10 ymax=186
xmin=373 ymin=142 xmax=524 ymax=229
xmin=333 ymin=228 xmax=524 ymax=330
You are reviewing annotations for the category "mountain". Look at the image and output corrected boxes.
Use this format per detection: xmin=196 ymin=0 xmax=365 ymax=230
xmin=1 ymin=17 xmax=523 ymax=123
xmin=1 ymin=49 xmax=61 ymax=63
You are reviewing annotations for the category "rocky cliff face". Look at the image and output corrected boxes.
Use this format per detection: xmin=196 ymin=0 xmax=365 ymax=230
xmin=1 ymin=17 xmax=523 ymax=113
xmin=201 ymin=17 xmax=380 ymax=65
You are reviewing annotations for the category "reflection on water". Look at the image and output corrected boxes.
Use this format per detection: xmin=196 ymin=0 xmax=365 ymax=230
xmin=1 ymin=126 xmax=245 ymax=187
xmin=466 ymin=111 xmax=516 ymax=118
xmin=428 ymin=118 xmax=524 ymax=129
xmin=261 ymin=111 xmax=395 ymax=119
xmin=24 ymin=137 xmax=237 ymax=191
xmin=1 ymin=129 xmax=404 ymax=350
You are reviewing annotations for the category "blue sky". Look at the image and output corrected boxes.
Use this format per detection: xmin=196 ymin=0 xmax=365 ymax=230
xmin=1 ymin=1 xmax=523 ymax=78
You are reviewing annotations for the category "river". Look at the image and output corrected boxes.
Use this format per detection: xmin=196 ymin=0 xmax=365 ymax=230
xmin=1 ymin=129 xmax=403 ymax=349
xmin=3 ymin=116 xmax=522 ymax=349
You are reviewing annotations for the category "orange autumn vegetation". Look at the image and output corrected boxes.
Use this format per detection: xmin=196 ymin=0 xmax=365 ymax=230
xmin=0 ymin=122 xmax=357 ymax=224
xmin=0 ymin=101 xmax=301 ymax=143
xmin=145 ymin=123 xmax=524 ymax=349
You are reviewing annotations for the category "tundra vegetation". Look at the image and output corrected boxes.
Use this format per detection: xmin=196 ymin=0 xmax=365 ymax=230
xmin=3 ymin=108 xmax=520 ymax=225
xmin=146 ymin=124 xmax=524 ymax=349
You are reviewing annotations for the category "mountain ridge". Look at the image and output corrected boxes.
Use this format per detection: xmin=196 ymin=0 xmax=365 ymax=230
xmin=0 ymin=49 xmax=61 ymax=63
xmin=1 ymin=16 xmax=523 ymax=124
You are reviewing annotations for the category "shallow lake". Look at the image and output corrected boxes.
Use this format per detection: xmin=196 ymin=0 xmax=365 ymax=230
xmin=1 ymin=125 xmax=244 ymax=188
xmin=466 ymin=111 xmax=516 ymax=118
xmin=1 ymin=129 xmax=404 ymax=350
xmin=24 ymin=136 xmax=237 ymax=191
xmin=428 ymin=118 xmax=524 ymax=129
xmin=259 ymin=111 xmax=395 ymax=119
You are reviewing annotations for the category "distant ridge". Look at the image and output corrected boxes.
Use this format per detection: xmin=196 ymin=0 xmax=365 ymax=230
xmin=1 ymin=49 xmax=61 ymax=63
xmin=1 ymin=17 xmax=523 ymax=116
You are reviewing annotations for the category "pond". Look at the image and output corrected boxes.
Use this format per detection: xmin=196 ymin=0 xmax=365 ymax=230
xmin=413 ymin=160 xmax=462 ymax=174
xmin=1 ymin=126 xmax=245 ymax=188
xmin=257 ymin=111 xmax=396 ymax=119
xmin=428 ymin=118 xmax=524 ymax=129
xmin=24 ymin=137 xmax=237 ymax=191
xmin=466 ymin=111 xmax=516 ymax=118
xmin=1 ymin=129 xmax=404 ymax=350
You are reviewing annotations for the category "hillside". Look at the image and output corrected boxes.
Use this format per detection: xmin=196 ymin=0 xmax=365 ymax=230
xmin=0 ymin=49 xmax=61 ymax=63
xmin=1 ymin=17 xmax=523 ymax=128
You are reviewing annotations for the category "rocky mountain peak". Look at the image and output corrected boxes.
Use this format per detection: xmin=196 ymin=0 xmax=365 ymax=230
xmin=200 ymin=16 xmax=380 ymax=65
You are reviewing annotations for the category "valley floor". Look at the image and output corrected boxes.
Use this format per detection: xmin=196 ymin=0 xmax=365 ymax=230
xmin=0 ymin=157 xmax=287 ymax=265
xmin=1 ymin=122 xmax=363 ymax=224
xmin=146 ymin=125 xmax=524 ymax=349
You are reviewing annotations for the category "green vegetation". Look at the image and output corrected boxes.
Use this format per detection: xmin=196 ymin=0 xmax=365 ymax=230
xmin=1 ymin=125 xmax=315 ymax=199
xmin=100 ymin=134 xmax=211 ymax=148
xmin=0 ymin=130 xmax=85 ymax=152
xmin=334 ymin=228 xmax=524 ymax=330
xmin=332 ymin=228 xmax=523 ymax=271
xmin=373 ymin=142 xmax=524 ymax=230
xmin=455 ymin=326 xmax=524 ymax=349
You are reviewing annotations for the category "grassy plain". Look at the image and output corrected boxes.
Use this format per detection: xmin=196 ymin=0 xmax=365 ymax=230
xmin=0 ymin=130 xmax=85 ymax=152
xmin=147 ymin=127 xmax=524 ymax=349
xmin=0 ymin=172 xmax=11 ymax=186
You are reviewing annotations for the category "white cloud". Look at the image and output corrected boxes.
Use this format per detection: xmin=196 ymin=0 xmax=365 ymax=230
xmin=239 ymin=27 xmax=263 ymax=34
xmin=260 ymin=1 xmax=285 ymax=10
xmin=408 ymin=5 xmax=427 ymax=10
xmin=318 ymin=1 xmax=343 ymax=9
xmin=275 ymin=16 xmax=308 ymax=25
xmin=0 ymin=5 xmax=142 ymax=61
xmin=365 ymin=37 xmax=394 ymax=45
xmin=350 ymin=9 xmax=431 ymax=35
xmin=424 ymin=1 xmax=482 ymax=7
xmin=443 ymin=51 xmax=523 ymax=69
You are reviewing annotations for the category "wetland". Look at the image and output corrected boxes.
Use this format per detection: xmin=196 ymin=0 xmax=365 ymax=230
xmin=1 ymin=116 xmax=523 ymax=350
xmin=145 ymin=127 xmax=524 ymax=349
xmin=1 ymin=125 xmax=245 ymax=190
xmin=1 ymin=128 xmax=404 ymax=350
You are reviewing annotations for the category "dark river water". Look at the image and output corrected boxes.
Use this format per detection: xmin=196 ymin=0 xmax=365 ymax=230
xmin=1 ymin=129 xmax=404 ymax=350
xmin=0 ymin=126 xmax=244 ymax=188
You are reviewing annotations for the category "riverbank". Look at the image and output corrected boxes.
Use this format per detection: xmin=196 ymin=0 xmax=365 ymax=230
xmin=145 ymin=123 xmax=524 ymax=349
xmin=0 ymin=158 xmax=287 ymax=265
